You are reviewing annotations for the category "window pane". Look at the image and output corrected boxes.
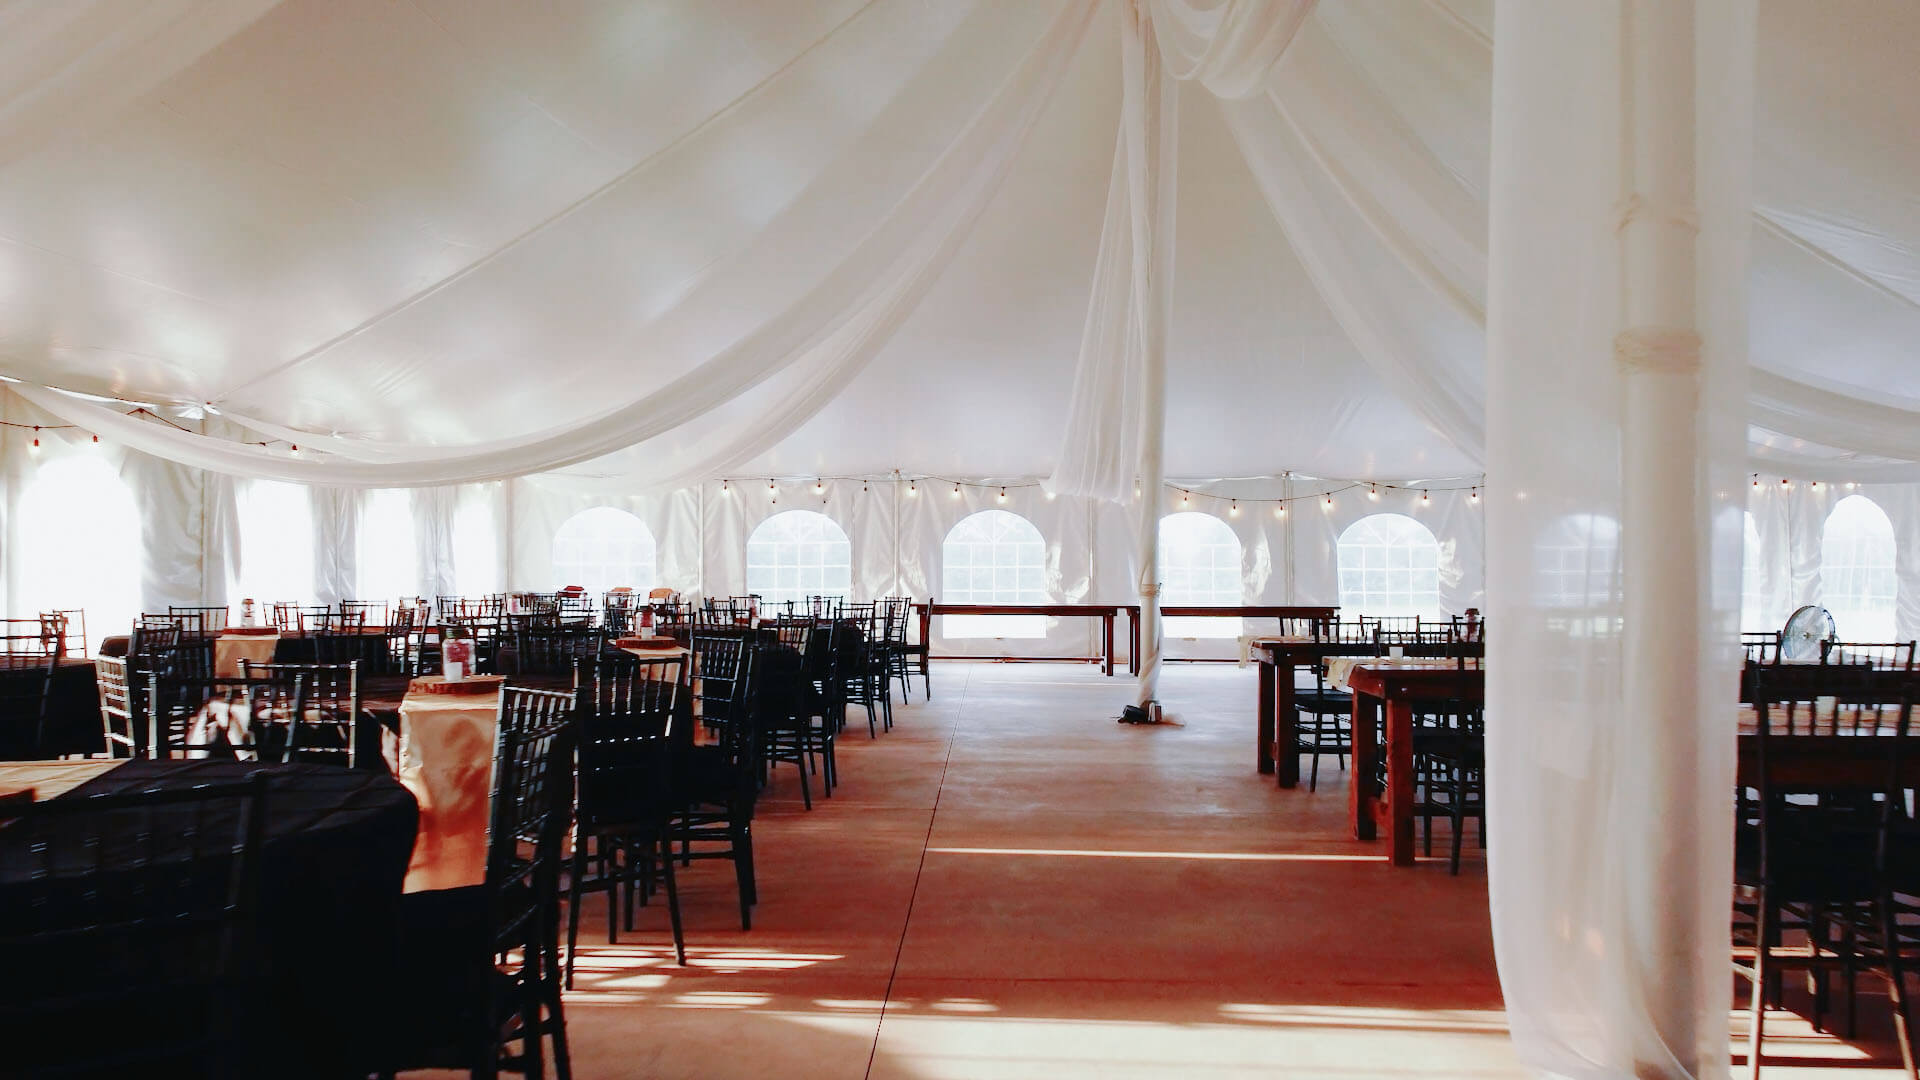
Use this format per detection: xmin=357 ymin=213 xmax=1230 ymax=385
xmin=552 ymin=507 xmax=656 ymax=599
xmin=745 ymin=511 xmax=852 ymax=604
xmin=1336 ymin=513 xmax=1442 ymax=619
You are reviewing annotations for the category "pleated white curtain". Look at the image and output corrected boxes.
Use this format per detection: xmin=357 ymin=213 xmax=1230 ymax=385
xmin=1484 ymin=2 xmax=1751 ymax=1077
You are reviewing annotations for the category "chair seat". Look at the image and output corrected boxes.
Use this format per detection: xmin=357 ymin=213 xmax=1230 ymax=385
xmin=1292 ymin=688 xmax=1352 ymax=714
xmin=1734 ymin=824 xmax=1898 ymax=901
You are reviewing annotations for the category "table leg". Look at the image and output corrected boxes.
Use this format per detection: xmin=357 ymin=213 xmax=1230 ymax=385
xmin=1385 ymin=699 xmax=1415 ymax=867
xmin=1102 ymin=615 xmax=1115 ymax=677
xmin=1257 ymin=659 xmax=1275 ymax=775
xmin=917 ymin=607 xmax=931 ymax=682
xmin=1276 ymin=668 xmax=1301 ymax=788
xmin=1349 ymin=690 xmax=1378 ymax=843
xmin=1130 ymin=613 xmax=1140 ymax=675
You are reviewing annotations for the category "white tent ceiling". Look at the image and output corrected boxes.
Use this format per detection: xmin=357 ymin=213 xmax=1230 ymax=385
xmin=0 ymin=0 xmax=1914 ymax=484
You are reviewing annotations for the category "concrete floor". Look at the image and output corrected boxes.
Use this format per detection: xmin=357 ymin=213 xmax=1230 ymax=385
xmin=426 ymin=662 xmax=1913 ymax=1078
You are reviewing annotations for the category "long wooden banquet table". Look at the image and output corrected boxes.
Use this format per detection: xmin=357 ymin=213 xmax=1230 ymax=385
xmin=1121 ymin=605 xmax=1338 ymax=675
xmin=1252 ymin=635 xmax=1475 ymax=786
xmin=913 ymin=603 xmax=1129 ymax=676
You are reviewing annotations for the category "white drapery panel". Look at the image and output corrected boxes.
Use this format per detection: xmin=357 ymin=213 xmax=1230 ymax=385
xmin=1485 ymin=2 xmax=1750 ymax=1077
xmin=0 ymin=0 xmax=281 ymax=166
xmin=1044 ymin=0 xmax=1312 ymax=503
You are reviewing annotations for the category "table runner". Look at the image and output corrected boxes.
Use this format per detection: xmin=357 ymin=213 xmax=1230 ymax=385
xmin=396 ymin=687 xmax=500 ymax=893
xmin=213 ymin=631 xmax=281 ymax=677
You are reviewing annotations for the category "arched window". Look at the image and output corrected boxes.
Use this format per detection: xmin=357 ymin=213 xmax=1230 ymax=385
xmin=552 ymin=507 xmax=655 ymax=598
xmin=453 ymin=486 xmax=502 ymax=597
xmin=1534 ymin=512 xmax=1620 ymax=612
xmin=941 ymin=510 xmax=1047 ymax=638
xmin=1159 ymin=512 xmax=1243 ymax=639
xmin=1821 ymin=494 xmax=1896 ymax=640
xmin=18 ymin=456 xmax=140 ymax=650
xmin=233 ymin=480 xmax=314 ymax=607
xmin=1337 ymin=514 xmax=1442 ymax=619
xmin=1741 ymin=512 xmax=1771 ymax=634
xmin=746 ymin=510 xmax=851 ymax=605
xmin=357 ymin=490 xmax=417 ymax=603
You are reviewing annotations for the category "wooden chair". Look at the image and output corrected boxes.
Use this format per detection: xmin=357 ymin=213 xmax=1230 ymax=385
xmin=170 ymin=605 xmax=230 ymax=633
xmin=95 ymin=655 xmax=138 ymax=758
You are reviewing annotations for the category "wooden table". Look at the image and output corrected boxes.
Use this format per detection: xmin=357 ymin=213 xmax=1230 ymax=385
xmin=1345 ymin=664 xmax=1484 ymax=867
xmin=1122 ymin=606 xmax=1337 ymax=675
xmin=913 ymin=603 xmax=1128 ymax=676
xmin=1252 ymin=637 xmax=1479 ymax=785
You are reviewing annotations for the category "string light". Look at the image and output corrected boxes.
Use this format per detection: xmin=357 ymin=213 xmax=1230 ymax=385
xmin=721 ymin=479 xmax=731 ymax=495
xmin=91 ymin=434 xmax=98 ymax=444
xmin=1324 ymin=493 xmax=1334 ymax=508
xmin=997 ymin=486 xmax=1007 ymax=503
xmin=1470 ymin=487 xmax=1479 ymax=504
xmin=1781 ymin=477 xmax=1791 ymax=489
xmin=1810 ymin=480 xmax=1819 ymax=490
xmin=951 ymin=483 xmax=961 ymax=499
xmin=29 ymin=426 xmax=40 ymax=455
xmin=1274 ymin=504 xmax=1286 ymax=518
xmin=1181 ymin=490 xmax=1190 ymax=507
xmin=815 ymin=478 xmax=824 ymax=494
xmin=1753 ymin=473 xmax=1760 ymax=488
xmin=1229 ymin=499 xmax=1239 ymax=516
xmin=1421 ymin=489 xmax=1430 ymax=504
xmin=908 ymin=480 xmax=918 ymax=497
xmin=1368 ymin=483 xmax=1379 ymax=501
xmin=289 ymin=444 xmax=299 ymax=456
xmin=862 ymin=480 xmax=869 ymax=493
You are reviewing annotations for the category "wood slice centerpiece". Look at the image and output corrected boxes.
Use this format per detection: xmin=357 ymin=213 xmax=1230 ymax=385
xmin=407 ymin=674 xmax=508 ymax=696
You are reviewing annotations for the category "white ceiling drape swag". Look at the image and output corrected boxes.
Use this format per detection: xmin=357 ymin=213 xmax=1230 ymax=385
xmin=10 ymin=0 xmax=1101 ymax=489
xmin=1485 ymin=1 xmax=1750 ymax=1076
xmin=0 ymin=0 xmax=281 ymax=166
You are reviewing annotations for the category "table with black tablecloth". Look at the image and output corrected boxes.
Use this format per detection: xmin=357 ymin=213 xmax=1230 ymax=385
xmin=0 ymin=760 xmax=418 ymax=1076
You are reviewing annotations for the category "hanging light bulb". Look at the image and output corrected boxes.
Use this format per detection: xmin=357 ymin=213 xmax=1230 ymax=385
xmin=908 ymin=480 xmax=918 ymax=497
xmin=1274 ymin=504 xmax=1287 ymax=518
xmin=1181 ymin=490 xmax=1190 ymax=507
xmin=815 ymin=478 xmax=825 ymax=494
xmin=1753 ymin=473 xmax=1760 ymax=488
xmin=29 ymin=426 xmax=41 ymax=455
xmin=1421 ymin=489 xmax=1430 ymax=504
xmin=951 ymin=483 xmax=961 ymax=499
xmin=289 ymin=444 xmax=299 ymax=456
xmin=1324 ymin=493 xmax=1334 ymax=508
xmin=1470 ymin=487 xmax=1479 ymax=504
xmin=1781 ymin=477 xmax=1791 ymax=489
xmin=1368 ymin=483 xmax=1380 ymax=501
xmin=721 ymin=479 xmax=731 ymax=495
xmin=768 ymin=479 xmax=776 ymax=494
xmin=91 ymin=433 xmax=98 ymax=444
xmin=1229 ymin=499 xmax=1239 ymax=516
xmin=997 ymin=486 xmax=1007 ymax=503
xmin=1810 ymin=480 xmax=1820 ymax=490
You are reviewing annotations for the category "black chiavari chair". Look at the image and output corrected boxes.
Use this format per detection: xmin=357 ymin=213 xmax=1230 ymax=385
xmin=170 ymin=605 xmax=230 ymax=634
xmin=674 ymin=634 xmax=760 ymax=930
xmin=238 ymin=661 xmax=367 ymax=769
xmin=1292 ymin=620 xmax=1377 ymax=791
xmin=0 ymin=776 xmax=269 ymax=1078
xmin=567 ymin=653 xmax=688 ymax=983
xmin=1738 ymin=660 xmax=1918 ymax=1078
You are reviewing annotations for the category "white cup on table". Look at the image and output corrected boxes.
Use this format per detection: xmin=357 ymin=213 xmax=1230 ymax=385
xmin=1388 ymin=646 xmax=1405 ymax=659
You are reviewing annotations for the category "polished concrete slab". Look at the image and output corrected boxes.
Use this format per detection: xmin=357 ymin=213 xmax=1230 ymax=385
xmin=410 ymin=662 xmax=1910 ymax=1078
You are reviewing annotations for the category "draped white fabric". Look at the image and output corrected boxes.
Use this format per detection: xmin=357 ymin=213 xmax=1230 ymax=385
xmin=1484 ymin=2 xmax=1750 ymax=1076
xmin=0 ymin=0 xmax=281 ymax=166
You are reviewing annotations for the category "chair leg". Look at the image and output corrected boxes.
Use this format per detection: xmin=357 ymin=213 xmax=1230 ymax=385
xmin=1879 ymin=893 xmax=1919 ymax=1080
xmin=1749 ymin=887 xmax=1770 ymax=1080
xmin=565 ymin=841 xmax=586 ymax=990
xmin=659 ymin=833 xmax=687 ymax=966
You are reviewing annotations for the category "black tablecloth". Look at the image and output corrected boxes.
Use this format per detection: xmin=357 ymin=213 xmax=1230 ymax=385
xmin=1 ymin=761 xmax=418 ymax=1077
